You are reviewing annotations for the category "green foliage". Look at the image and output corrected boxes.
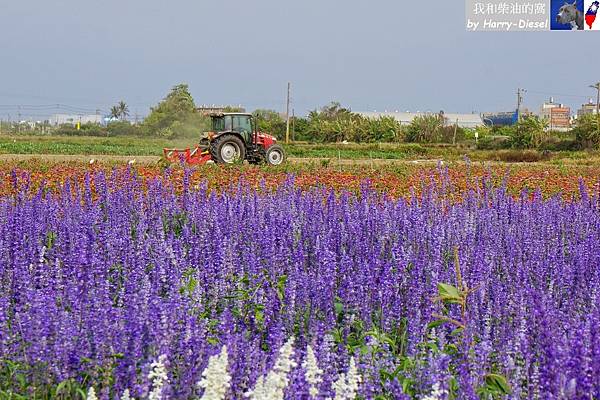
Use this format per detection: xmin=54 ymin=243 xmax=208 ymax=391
xmin=106 ymin=121 xmax=140 ymax=136
xmin=0 ymin=356 xmax=125 ymax=399
xmin=291 ymin=116 xmax=310 ymax=141
xmin=109 ymin=106 xmax=120 ymax=120
xmin=55 ymin=123 xmax=107 ymax=137
xmin=482 ymin=150 xmax=551 ymax=163
xmin=538 ymin=136 xmax=578 ymax=152
xmin=478 ymin=373 xmax=511 ymax=397
xmin=253 ymin=109 xmax=287 ymax=139
xmin=476 ymin=135 xmax=512 ymax=150
xmin=473 ymin=124 xmax=491 ymax=139
xmin=300 ymin=102 xmax=404 ymax=143
xmin=110 ymin=101 xmax=129 ymax=121
xmin=405 ymin=114 xmax=444 ymax=143
xmin=327 ymin=249 xmax=512 ymax=399
xmin=438 ymin=125 xmax=467 ymax=144
xmin=143 ymin=84 xmax=207 ymax=138
xmin=509 ymin=116 xmax=549 ymax=149
xmin=573 ymin=113 xmax=600 ymax=149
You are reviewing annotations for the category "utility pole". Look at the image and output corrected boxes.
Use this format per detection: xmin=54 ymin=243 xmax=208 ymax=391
xmin=285 ymin=82 xmax=291 ymax=144
xmin=292 ymin=108 xmax=295 ymax=142
xmin=452 ymin=118 xmax=458 ymax=145
xmin=591 ymin=82 xmax=600 ymax=135
xmin=516 ymin=88 xmax=526 ymax=122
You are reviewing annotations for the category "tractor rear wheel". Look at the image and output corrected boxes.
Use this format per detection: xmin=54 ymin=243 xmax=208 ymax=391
xmin=265 ymin=144 xmax=286 ymax=166
xmin=210 ymin=134 xmax=246 ymax=164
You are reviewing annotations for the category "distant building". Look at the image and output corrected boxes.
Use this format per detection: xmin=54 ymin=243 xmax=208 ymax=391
xmin=196 ymin=105 xmax=246 ymax=115
xmin=540 ymin=98 xmax=571 ymax=131
xmin=482 ymin=108 xmax=534 ymax=127
xmin=577 ymin=99 xmax=599 ymax=117
xmin=357 ymin=111 xmax=484 ymax=128
xmin=482 ymin=111 xmax=517 ymax=126
xmin=49 ymin=114 xmax=102 ymax=126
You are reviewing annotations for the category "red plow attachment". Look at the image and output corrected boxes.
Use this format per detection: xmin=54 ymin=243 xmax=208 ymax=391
xmin=163 ymin=146 xmax=212 ymax=165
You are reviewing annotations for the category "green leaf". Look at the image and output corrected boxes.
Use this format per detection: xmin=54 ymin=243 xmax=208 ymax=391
xmin=437 ymin=283 xmax=462 ymax=304
xmin=450 ymin=327 xmax=464 ymax=336
xmin=276 ymin=274 xmax=287 ymax=302
xmin=484 ymin=373 xmax=512 ymax=394
xmin=45 ymin=231 xmax=57 ymax=249
xmin=55 ymin=380 xmax=70 ymax=395
xmin=427 ymin=319 xmax=445 ymax=330
xmin=254 ymin=308 xmax=265 ymax=325
xmin=402 ymin=378 xmax=414 ymax=395
xmin=334 ymin=299 xmax=344 ymax=316
xmin=443 ymin=343 xmax=459 ymax=355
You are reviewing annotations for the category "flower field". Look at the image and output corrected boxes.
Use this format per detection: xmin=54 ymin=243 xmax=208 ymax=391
xmin=1 ymin=162 xmax=600 ymax=399
xmin=2 ymin=159 xmax=600 ymax=200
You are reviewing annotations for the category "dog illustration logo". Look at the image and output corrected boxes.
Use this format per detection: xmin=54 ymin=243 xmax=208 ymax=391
xmin=585 ymin=0 xmax=599 ymax=28
xmin=554 ymin=0 xmax=585 ymax=29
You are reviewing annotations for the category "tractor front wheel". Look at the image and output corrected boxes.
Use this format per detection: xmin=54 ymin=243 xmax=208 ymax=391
xmin=210 ymin=134 xmax=246 ymax=164
xmin=265 ymin=144 xmax=286 ymax=166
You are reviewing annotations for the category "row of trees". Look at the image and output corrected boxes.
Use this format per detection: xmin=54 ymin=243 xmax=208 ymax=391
xmin=56 ymin=83 xmax=600 ymax=150
xmin=475 ymin=113 xmax=600 ymax=150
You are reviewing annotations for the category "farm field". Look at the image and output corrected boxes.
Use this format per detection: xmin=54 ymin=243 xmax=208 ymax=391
xmin=2 ymin=134 xmax=600 ymax=164
xmin=1 ymin=160 xmax=600 ymax=399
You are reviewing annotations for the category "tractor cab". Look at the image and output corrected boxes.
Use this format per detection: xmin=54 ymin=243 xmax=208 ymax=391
xmin=210 ymin=113 xmax=254 ymax=144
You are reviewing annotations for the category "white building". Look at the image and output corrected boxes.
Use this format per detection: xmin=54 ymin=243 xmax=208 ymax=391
xmin=577 ymin=99 xmax=599 ymax=117
xmin=49 ymin=114 xmax=103 ymax=126
xmin=357 ymin=111 xmax=484 ymax=128
xmin=539 ymin=98 xmax=571 ymax=131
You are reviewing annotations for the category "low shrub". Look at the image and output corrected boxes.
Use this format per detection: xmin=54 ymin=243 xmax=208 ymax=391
xmin=484 ymin=150 xmax=551 ymax=163
xmin=107 ymin=121 xmax=144 ymax=136
xmin=55 ymin=123 xmax=108 ymax=137
xmin=476 ymin=135 xmax=511 ymax=150
xmin=538 ymin=137 xmax=579 ymax=152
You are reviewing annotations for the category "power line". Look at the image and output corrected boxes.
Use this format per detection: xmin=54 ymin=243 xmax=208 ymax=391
xmin=526 ymin=90 xmax=592 ymax=99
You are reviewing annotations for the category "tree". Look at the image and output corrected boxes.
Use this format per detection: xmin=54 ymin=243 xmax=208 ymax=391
xmin=310 ymin=101 xmax=352 ymax=121
xmin=143 ymin=84 xmax=202 ymax=137
xmin=510 ymin=116 xmax=549 ymax=149
xmin=252 ymin=109 xmax=286 ymax=139
xmin=117 ymin=101 xmax=129 ymax=121
xmin=109 ymin=106 xmax=120 ymax=120
xmin=405 ymin=114 xmax=444 ymax=143
xmin=573 ymin=113 xmax=600 ymax=149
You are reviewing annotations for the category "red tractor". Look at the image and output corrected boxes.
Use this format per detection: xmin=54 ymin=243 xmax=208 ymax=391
xmin=163 ymin=113 xmax=286 ymax=165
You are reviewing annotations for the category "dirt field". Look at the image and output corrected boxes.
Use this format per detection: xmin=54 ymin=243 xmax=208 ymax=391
xmin=0 ymin=153 xmax=444 ymax=166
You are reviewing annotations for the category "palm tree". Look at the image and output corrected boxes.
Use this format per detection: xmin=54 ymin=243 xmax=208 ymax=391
xmin=117 ymin=101 xmax=129 ymax=121
xmin=110 ymin=106 xmax=120 ymax=120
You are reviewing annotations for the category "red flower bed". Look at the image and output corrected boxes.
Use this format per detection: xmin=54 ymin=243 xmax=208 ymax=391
xmin=1 ymin=160 xmax=599 ymax=200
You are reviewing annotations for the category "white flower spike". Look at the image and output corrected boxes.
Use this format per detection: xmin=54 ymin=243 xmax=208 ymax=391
xmin=329 ymin=357 xmax=361 ymax=400
xmin=86 ymin=387 xmax=98 ymax=400
xmin=198 ymin=345 xmax=231 ymax=400
xmin=302 ymin=345 xmax=323 ymax=399
xmin=245 ymin=337 xmax=297 ymax=400
xmin=148 ymin=355 xmax=169 ymax=400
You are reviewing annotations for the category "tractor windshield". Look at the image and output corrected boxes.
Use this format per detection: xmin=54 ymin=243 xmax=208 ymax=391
xmin=232 ymin=115 xmax=252 ymax=134
xmin=212 ymin=116 xmax=232 ymax=132
xmin=212 ymin=115 xmax=252 ymax=134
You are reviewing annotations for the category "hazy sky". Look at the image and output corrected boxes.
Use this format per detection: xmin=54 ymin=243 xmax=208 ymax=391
xmin=1 ymin=0 xmax=598 ymax=118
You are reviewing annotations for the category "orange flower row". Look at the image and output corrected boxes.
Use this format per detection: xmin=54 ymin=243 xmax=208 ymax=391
xmin=1 ymin=160 xmax=599 ymax=200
